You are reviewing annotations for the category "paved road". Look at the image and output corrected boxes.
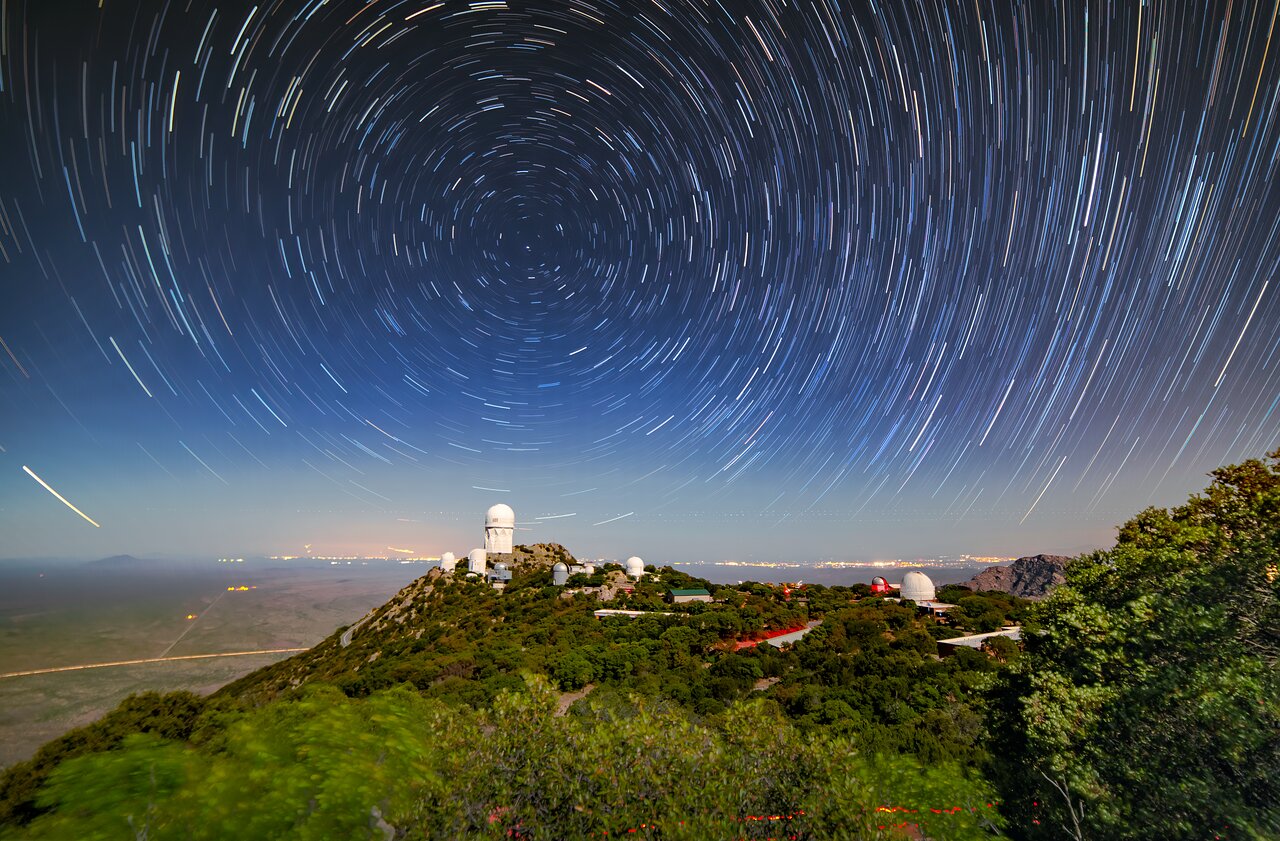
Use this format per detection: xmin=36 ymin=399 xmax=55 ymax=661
xmin=0 ymin=648 xmax=308 ymax=680
xmin=340 ymin=611 xmax=373 ymax=647
xmin=159 ymin=589 xmax=226 ymax=658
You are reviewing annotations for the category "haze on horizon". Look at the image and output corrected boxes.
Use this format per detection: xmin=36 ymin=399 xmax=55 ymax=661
xmin=2 ymin=0 xmax=1278 ymax=564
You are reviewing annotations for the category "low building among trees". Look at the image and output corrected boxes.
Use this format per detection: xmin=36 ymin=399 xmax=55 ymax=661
xmin=668 ymin=587 xmax=713 ymax=603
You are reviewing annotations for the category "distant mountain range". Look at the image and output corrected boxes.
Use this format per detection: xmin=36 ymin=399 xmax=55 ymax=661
xmin=965 ymin=554 xmax=1071 ymax=600
xmin=84 ymin=554 xmax=162 ymax=568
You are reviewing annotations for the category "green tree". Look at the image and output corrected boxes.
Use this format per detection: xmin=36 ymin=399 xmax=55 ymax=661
xmin=550 ymin=650 xmax=596 ymax=690
xmin=989 ymin=451 xmax=1280 ymax=840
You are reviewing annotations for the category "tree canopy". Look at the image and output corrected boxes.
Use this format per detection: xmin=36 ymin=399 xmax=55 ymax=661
xmin=989 ymin=451 xmax=1280 ymax=840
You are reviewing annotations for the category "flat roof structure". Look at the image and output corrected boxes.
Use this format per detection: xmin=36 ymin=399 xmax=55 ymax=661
xmin=593 ymin=608 xmax=676 ymax=619
xmin=937 ymin=628 xmax=1021 ymax=651
xmin=765 ymin=626 xmax=815 ymax=648
xmin=885 ymin=597 xmax=956 ymax=614
xmin=669 ymin=587 xmax=713 ymax=603
xmin=735 ymin=625 xmax=806 ymax=650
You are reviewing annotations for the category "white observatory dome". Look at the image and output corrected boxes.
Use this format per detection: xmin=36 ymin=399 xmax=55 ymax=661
xmin=552 ymin=562 xmax=569 ymax=586
xmin=440 ymin=552 xmax=457 ymax=572
xmin=485 ymin=503 xmax=516 ymax=528
xmin=899 ymin=571 xmax=936 ymax=603
xmin=467 ymin=548 xmax=488 ymax=575
xmin=624 ymin=556 xmax=644 ymax=580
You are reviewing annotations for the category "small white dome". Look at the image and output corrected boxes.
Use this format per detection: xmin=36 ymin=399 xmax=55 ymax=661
xmin=552 ymin=561 xmax=569 ymax=586
xmin=439 ymin=552 xmax=456 ymax=572
xmin=624 ymin=556 xmax=644 ymax=579
xmin=899 ymin=571 xmax=936 ymax=603
xmin=468 ymin=548 xmax=488 ymax=574
xmin=485 ymin=503 xmax=515 ymax=527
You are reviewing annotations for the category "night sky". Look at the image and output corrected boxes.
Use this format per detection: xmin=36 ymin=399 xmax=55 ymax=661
xmin=2 ymin=0 xmax=1278 ymax=563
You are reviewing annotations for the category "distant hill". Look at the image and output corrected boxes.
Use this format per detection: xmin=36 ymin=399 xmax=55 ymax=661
xmin=966 ymin=554 xmax=1071 ymax=600
xmin=83 ymin=554 xmax=148 ymax=568
xmin=83 ymin=555 xmax=195 ymax=570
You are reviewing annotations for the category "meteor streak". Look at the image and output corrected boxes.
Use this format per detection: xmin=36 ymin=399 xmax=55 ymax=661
xmin=22 ymin=465 xmax=101 ymax=528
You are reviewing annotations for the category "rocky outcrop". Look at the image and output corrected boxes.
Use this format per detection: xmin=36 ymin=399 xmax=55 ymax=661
xmin=509 ymin=543 xmax=577 ymax=570
xmin=966 ymin=554 xmax=1071 ymax=600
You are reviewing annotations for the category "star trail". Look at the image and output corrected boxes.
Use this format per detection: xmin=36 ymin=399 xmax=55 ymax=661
xmin=1 ymin=0 xmax=1278 ymax=561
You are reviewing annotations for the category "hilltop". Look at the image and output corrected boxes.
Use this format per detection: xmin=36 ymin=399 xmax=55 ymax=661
xmin=506 ymin=542 xmax=576 ymax=569
xmin=216 ymin=543 xmax=646 ymax=703
xmin=965 ymin=553 xmax=1070 ymax=600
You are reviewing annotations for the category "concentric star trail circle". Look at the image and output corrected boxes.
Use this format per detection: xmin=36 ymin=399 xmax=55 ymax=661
xmin=1 ymin=0 xmax=1278 ymax=556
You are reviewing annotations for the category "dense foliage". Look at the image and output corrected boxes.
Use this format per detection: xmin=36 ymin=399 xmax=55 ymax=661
xmin=990 ymin=451 xmax=1280 ymax=840
xmin=7 ymin=678 xmax=1003 ymax=840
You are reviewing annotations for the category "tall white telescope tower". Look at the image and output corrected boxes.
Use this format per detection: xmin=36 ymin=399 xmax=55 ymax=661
xmin=485 ymin=503 xmax=515 ymax=554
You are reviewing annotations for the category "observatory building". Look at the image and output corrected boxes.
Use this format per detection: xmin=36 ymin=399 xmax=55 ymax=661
xmin=468 ymin=548 xmax=487 ymax=575
xmin=489 ymin=561 xmax=512 ymax=588
xmin=870 ymin=576 xmax=891 ymax=594
xmin=552 ymin=562 xmax=569 ymax=587
xmin=439 ymin=552 xmax=456 ymax=572
xmin=899 ymin=571 xmax=936 ymax=603
xmin=485 ymin=504 xmax=515 ymax=554
xmin=625 ymin=556 xmax=645 ymax=581
xmin=892 ymin=571 xmax=954 ymax=615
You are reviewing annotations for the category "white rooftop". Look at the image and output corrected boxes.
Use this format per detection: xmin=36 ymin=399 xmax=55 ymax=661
xmin=937 ymin=628 xmax=1022 ymax=649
